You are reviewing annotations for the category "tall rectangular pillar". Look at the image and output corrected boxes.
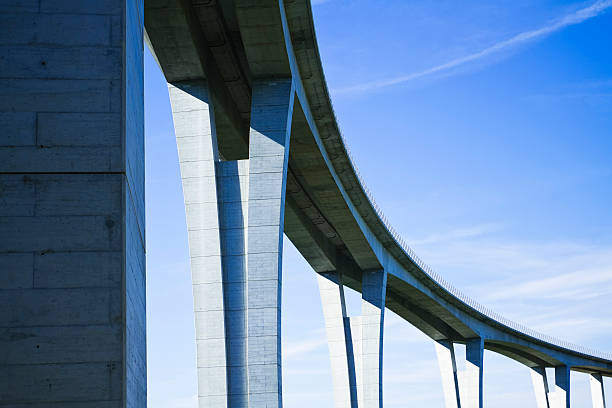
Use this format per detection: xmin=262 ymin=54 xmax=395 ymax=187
xmin=435 ymin=338 xmax=484 ymax=408
xmin=590 ymin=373 xmax=606 ymax=408
xmin=0 ymin=1 xmax=146 ymax=407
xmin=318 ymin=269 xmax=387 ymax=408
xmin=169 ymin=78 xmax=295 ymax=408
xmin=551 ymin=366 xmax=570 ymax=408
xmin=530 ymin=366 xmax=552 ymax=408
xmin=317 ymin=272 xmax=357 ymax=408
xmin=434 ymin=340 xmax=461 ymax=408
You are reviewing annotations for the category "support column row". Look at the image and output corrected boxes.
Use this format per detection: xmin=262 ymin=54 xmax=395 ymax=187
xmin=531 ymin=366 xmax=607 ymax=408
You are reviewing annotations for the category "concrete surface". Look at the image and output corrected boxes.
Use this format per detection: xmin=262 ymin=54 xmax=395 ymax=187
xmin=0 ymin=1 xmax=146 ymax=407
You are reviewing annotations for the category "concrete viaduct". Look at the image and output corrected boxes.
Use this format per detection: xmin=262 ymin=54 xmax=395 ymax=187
xmin=0 ymin=0 xmax=610 ymax=407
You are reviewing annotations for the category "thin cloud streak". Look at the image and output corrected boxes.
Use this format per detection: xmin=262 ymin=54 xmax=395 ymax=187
xmin=283 ymin=337 xmax=327 ymax=358
xmin=334 ymin=0 xmax=612 ymax=94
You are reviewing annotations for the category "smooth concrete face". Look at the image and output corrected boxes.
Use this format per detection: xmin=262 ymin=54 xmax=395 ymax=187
xmin=551 ymin=366 xmax=571 ymax=408
xmin=0 ymin=1 xmax=146 ymax=407
xmin=169 ymin=78 xmax=294 ymax=408
xmin=435 ymin=341 xmax=461 ymax=408
xmin=246 ymin=79 xmax=294 ymax=408
xmin=169 ymin=80 xmax=231 ymax=407
xmin=530 ymin=367 xmax=552 ymax=408
xmin=317 ymin=273 xmax=357 ymax=408
xmin=359 ymin=270 xmax=387 ymax=408
xmin=318 ymin=270 xmax=386 ymax=408
xmin=590 ymin=373 xmax=606 ymax=408
xmin=435 ymin=339 xmax=484 ymax=408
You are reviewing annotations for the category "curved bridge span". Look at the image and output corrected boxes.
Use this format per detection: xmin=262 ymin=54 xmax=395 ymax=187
xmin=145 ymin=1 xmax=611 ymax=407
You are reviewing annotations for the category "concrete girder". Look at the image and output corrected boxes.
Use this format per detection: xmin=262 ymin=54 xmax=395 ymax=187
xmin=146 ymin=0 xmax=249 ymax=160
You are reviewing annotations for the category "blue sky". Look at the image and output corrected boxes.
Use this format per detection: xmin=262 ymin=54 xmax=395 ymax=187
xmin=144 ymin=1 xmax=612 ymax=407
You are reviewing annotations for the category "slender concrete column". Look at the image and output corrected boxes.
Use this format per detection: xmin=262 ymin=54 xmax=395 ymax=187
xmin=530 ymin=367 xmax=552 ymax=408
xmin=546 ymin=366 xmax=570 ymax=408
xmin=317 ymin=272 xmax=357 ymax=408
xmin=246 ymin=79 xmax=295 ymax=408
xmin=0 ymin=1 xmax=146 ymax=407
xmin=462 ymin=338 xmax=484 ymax=408
xmin=169 ymin=80 xmax=233 ymax=407
xmin=434 ymin=340 xmax=461 ymax=408
xmin=359 ymin=270 xmax=387 ymax=408
xmin=435 ymin=338 xmax=484 ymax=408
xmin=590 ymin=373 xmax=606 ymax=408
xmin=169 ymin=79 xmax=294 ymax=408
xmin=318 ymin=270 xmax=386 ymax=408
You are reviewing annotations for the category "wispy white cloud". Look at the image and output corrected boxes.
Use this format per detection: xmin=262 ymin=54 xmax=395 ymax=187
xmin=405 ymin=222 xmax=612 ymax=348
xmin=283 ymin=336 xmax=327 ymax=358
xmin=334 ymin=0 xmax=612 ymax=94
xmin=477 ymin=262 xmax=612 ymax=302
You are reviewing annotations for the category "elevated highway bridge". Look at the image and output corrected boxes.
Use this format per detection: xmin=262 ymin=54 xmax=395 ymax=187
xmin=0 ymin=1 xmax=609 ymax=408
xmin=145 ymin=1 xmax=612 ymax=407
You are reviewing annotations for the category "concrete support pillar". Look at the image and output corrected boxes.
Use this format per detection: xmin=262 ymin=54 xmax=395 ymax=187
xmin=529 ymin=366 xmax=573 ymax=408
xmin=590 ymin=374 xmax=606 ymax=408
xmin=317 ymin=272 xmax=357 ymax=408
xmin=542 ymin=366 xmax=571 ymax=408
xmin=246 ymin=79 xmax=295 ymax=408
xmin=169 ymin=79 xmax=294 ymax=408
xmin=0 ymin=1 xmax=146 ymax=407
xmin=435 ymin=338 xmax=484 ymax=408
xmin=434 ymin=341 xmax=461 ymax=408
xmin=463 ymin=338 xmax=484 ymax=408
xmin=318 ymin=269 xmax=387 ymax=408
xmin=358 ymin=270 xmax=387 ymax=408
xmin=530 ymin=367 xmax=551 ymax=408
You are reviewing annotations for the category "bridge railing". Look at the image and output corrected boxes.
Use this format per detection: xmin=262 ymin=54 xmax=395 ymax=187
xmin=332 ymin=109 xmax=612 ymax=361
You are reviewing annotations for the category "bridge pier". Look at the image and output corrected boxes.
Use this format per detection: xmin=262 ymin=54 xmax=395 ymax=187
xmin=435 ymin=338 xmax=484 ymax=408
xmin=318 ymin=269 xmax=387 ymax=408
xmin=590 ymin=373 xmax=606 ymax=408
xmin=530 ymin=365 xmax=571 ymax=408
xmin=530 ymin=366 xmax=552 ymax=408
xmin=0 ymin=1 xmax=146 ymax=406
xmin=552 ymin=366 xmax=571 ymax=408
xmin=169 ymin=78 xmax=295 ymax=408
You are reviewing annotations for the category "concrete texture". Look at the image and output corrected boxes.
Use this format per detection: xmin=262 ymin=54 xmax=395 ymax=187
xmin=552 ymin=366 xmax=571 ymax=408
xmin=435 ymin=339 xmax=484 ymax=408
xmin=169 ymin=78 xmax=294 ymax=407
xmin=317 ymin=272 xmax=357 ymax=408
xmin=435 ymin=341 xmax=461 ymax=408
xmin=246 ymin=79 xmax=294 ymax=408
xmin=318 ymin=270 xmax=386 ymax=408
xmin=530 ymin=367 xmax=552 ymax=408
xmin=590 ymin=374 xmax=606 ymax=408
xmin=0 ymin=1 xmax=145 ymax=407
